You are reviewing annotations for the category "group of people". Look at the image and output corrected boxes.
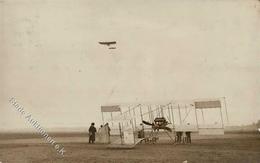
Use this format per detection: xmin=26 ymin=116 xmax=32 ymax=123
xmin=88 ymin=122 xmax=111 ymax=144
xmin=175 ymin=131 xmax=191 ymax=144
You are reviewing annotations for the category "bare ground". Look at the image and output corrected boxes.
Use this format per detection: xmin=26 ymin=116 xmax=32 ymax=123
xmin=0 ymin=132 xmax=260 ymax=163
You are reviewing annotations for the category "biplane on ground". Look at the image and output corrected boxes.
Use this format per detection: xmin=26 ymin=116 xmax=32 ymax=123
xmin=101 ymin=98 xmax=229 ymax=148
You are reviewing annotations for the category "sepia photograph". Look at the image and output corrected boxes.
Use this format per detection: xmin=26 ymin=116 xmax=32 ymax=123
xmin=1 ymin=0 xmax=260 ymax=162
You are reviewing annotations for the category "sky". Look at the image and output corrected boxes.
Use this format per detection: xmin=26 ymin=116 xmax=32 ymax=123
xmin=1 ymin=0 xmax=260 ymax=131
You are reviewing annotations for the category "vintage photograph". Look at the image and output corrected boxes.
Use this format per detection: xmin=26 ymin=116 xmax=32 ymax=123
xmin=1 ymin=0 xmax=260 ymax=162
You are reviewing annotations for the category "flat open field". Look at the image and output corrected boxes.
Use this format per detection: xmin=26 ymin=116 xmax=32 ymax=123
xmin=0 ymin=132 xmax=260 ymax=163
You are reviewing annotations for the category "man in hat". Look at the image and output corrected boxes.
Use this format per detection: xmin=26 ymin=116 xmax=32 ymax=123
xmin=88 ymin=122 xmax=97 ymax=143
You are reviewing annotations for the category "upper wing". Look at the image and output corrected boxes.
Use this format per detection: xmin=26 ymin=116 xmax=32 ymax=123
xmin=99 ymin=41 xmax=116 ymax=46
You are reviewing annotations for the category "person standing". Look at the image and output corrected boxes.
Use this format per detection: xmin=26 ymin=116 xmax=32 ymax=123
xmin=104 ymin=123 xmax=111 ymax=143
xmin=138 ymin=123 xmax=145 ymax=138
xmin=105 ymin=123 xmax=111 ymax=136
xmin=96 ymin=125 xmax=103 ymax=143
xmin=88 ymin=122 xmax=97 ymax=144
xmin=186 ymin=131 xmax=191 ymax=144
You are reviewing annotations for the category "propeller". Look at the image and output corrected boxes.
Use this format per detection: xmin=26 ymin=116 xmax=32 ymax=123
xmin=164 ymin=126 xmax=172 ymax=132
xmin=142 ymin=120 xmax=153 ymax=126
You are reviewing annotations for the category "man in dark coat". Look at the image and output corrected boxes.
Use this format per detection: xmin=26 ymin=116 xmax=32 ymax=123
xmin=88 ymin=122 xmax=97 ymax=143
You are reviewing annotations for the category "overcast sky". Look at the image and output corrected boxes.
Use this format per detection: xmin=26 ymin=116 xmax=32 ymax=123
xmin=1 ymin=0 xmax=260 ymax=131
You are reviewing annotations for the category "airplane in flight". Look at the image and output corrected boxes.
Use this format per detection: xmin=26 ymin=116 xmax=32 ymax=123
xmin=98 ymin=41 xmax=116 ymax=46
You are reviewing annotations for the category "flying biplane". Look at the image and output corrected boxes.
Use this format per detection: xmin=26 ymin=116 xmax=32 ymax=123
xmin=99 ymin=41 xmax=116 ymax=46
